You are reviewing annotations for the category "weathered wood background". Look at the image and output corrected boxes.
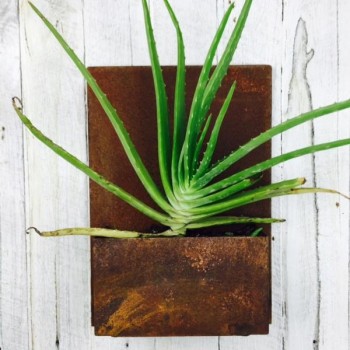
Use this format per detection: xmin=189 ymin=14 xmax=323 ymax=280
xmin=1 ymin=0 xmax=349 ymax=349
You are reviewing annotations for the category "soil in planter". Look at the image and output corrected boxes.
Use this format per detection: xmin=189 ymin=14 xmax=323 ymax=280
xmin=148 ymin=223 xmax=267 ymax=237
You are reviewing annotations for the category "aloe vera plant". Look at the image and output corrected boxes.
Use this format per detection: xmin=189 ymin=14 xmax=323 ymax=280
xmin=14 ymin=0 xmax=350 ymax=238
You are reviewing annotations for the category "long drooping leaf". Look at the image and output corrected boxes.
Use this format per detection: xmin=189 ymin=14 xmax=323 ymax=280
xmin=28 ymin=2 xmax=175 ymax=215
xmin=192 ymin=82 xmax=236 ymax=179
xmin=163 ymin=0 xmax=186 ymax=194
xmin=193 ymin=99 xmax=350 ymax=189
xmin=181 ymin=3 xmax=235 ymax=183
xmin=27 ymin=227 xmax=184 ymax=238
xmin=141 ymin=0 xmax=175 ymax=204
xmin=285 ymin=187 xmax=349 ymax=199
xmin=191 ymin=184 xmax=349 ymax=219
xmin=13 ymin=98 xmax=173 ymax=226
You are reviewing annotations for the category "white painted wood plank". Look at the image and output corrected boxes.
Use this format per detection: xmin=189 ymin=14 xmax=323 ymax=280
xmin=151 ymin=0 xmax=217 ymax=66
xmin=154 ymin=336 xmax=218 ymax=350
xmin=338 ymin=2 xmax=350 ymax=348
xmin=280 ymin=0 xmax=350 ymax=349
xmin=0 ymin=1 xmax=30 ymax=349
xmin=20 ymin=0 xmax=91 ymax=349
xmin=218 ymin=0 xmax=284 ymax=348
xmin=280 ymin=6 xmax=320 ymax=350
xmin=309 ymin=1 xmax=349 ymax=349
xmin=84 ymin=0 xmax=132 ymax=67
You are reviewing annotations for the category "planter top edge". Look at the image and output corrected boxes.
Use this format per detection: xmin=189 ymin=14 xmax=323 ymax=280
xmin=92 ymin=235 xmax=269 ymax=241
xmin=87 ymin=64 xmax=272 ymax=71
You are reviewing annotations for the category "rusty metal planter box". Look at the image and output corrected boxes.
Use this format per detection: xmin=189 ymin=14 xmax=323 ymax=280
xmin=88 ymin=66 xmax=272 ymax=336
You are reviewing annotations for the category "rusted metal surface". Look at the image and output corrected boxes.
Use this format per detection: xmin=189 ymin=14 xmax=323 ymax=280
xmin=88 ymin=66 xmax=272 ymax=336
xmin=91 ymin=237 xmax=270 ymax=336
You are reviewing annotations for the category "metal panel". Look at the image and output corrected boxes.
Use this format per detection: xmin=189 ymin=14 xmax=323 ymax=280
xmin=88 ymin=66 xmax=271 ymax=336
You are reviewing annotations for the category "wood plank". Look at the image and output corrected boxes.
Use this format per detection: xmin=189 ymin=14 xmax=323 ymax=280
xmin=154 ymin=337 xmax=218 ymax=350
xmin=338 ymin=2 xmax=350 ymax=347
xmin=20 ymin=0 xmax=90 ymax=349
xmin=280 ymin=5 xmax=319 ymax=349
xmin=280 ymin=0 xmax=349 ymax=349
xmin=151 ymin=0 xmax=217 ymax=65
xmin=311 ymin=1 xmax=349 ymax=349
xmin=0 ymin=1 xmax=29 ymax=349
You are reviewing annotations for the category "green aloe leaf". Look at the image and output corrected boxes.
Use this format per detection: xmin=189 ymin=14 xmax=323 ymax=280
xmin=141 ymin=0 xmax=175 ymax=204
xmin=13 ymin=98 xmax=172 ymax=226
xmin=190 ymin=114 xmax=212 ymax=177
xmin=181 ymin=3 xmax=235 ymax=182
xmin=187 ymin=178 xmax=306 ymax=217
xmin=250 ymin=228 xmax=263 ymax=237
xmin=192 ymin=81 xmax=237 ymax=180
xmin=181 ymin=174 xmax=261 ymax=208
xmin=188 ymin=177 xmax=350 ymax=222
xmin=193 ymin=137 xmax=350 ymax=195
xmin=199 ymin=0 xmax=253 ymax=131
xmin=28 ymin=1 xmax=175 ymax=215
xmin=162 ymin=0 xmax=186 ymax=193
xmin=193 ymin=99 xmax=350 ymax=189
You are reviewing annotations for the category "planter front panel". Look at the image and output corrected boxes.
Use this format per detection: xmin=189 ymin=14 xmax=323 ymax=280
xmin=88 ymin=66 xmax=272 ymax=336
xmin=92 ymin=237 xmax=269 ymax=336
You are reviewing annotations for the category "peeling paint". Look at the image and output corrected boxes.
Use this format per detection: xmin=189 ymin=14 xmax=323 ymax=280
xmin=287 ymin=17 xmax=321 ymax=350
xmin=287 ymin=18 xmax=314 ymax=116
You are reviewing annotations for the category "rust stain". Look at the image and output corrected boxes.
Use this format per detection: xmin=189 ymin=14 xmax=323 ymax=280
xmin=88 ymin=66 xmax=272 ymax=336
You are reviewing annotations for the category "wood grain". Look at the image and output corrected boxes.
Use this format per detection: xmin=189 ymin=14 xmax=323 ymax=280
xmin=0 ymin=1 xmax=29 ymax=349
xmin=19 ymin=0 xmax=90 ymax=349
xmin=338 ymin=1 xmax=350 ymax=346
xmin=281 ymin=1 xmax=349 ymax=349
xmin=0 ymin=0 xmax=349 ymax=349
